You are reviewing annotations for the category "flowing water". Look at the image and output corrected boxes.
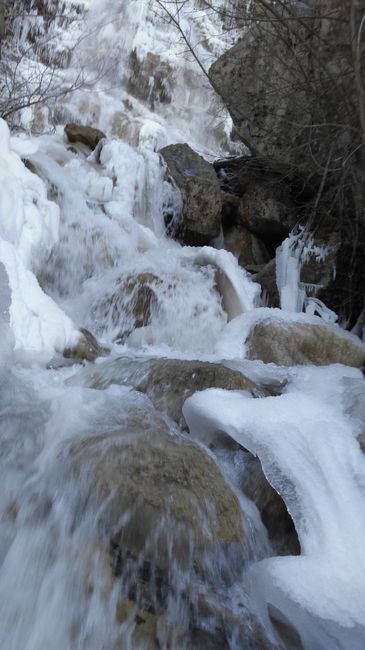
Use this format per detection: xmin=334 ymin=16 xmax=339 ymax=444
xmin=1 ymin=2 xmax=365 ymax=649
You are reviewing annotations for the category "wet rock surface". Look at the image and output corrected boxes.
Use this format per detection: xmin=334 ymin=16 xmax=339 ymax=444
xmin=62 ymin=401 xmax=280 ymax=648
xmin=160 ymin=143 xmax=222 ymax=246
xmin=91 ymin=273 xmax=160 ymax=343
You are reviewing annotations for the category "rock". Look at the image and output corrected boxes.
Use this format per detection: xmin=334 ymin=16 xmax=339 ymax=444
xmin=253 ymin=259 xmax=280 ymax=308
xmin=67 ymin=405 xmax=246 ymax=583
xmin=223 ymin=225 xmax=270 ymax=269
xmin=128 ymin=49 xmax=172 ymax=110
xmin=91 ymin=273 xmax=159 ymax=343
xmin=68 ymin=357 xmax=268 ymax=429
xmin=137 ymin=358 xmax=267 ymax=429
xmin=63 ymin=328 xmax=108 ymax=362
xmin=64 ymin=123 xmax=106 ymax=150
xmin=209 ymin=21 xmax=311 ymax=162
xmin=242 ymin=455 xmax=300 ymax=557
xmin=221 ymin=192 xmax=240 ymax=227
xmin=237 ymin=182 xmax=297 ymax=240
xmin=246 ymin=313 xmax=365 ymax=367
xmin=160 ymin=143 xmax=222 ymax=246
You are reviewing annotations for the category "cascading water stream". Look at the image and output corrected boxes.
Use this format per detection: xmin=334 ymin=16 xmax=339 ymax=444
xmin=1 ymin=2 xmax=365 ymax=649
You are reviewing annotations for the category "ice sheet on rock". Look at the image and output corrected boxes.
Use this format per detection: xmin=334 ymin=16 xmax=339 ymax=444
xmin=183 ymin=364 xmax=365 ymax=647
xmin=0 ymin=120 xmax=77 ymax=358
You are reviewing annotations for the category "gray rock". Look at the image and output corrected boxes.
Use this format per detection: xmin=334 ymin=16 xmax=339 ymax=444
xmin=64 ymin=123 xmax=106 ymax=150
xmin=246 ymin=315 xmax=365 ymax=367
xmin=160 ymin=143 xmax=222 ymax=246
xmin=209 ymin=23 xmax=310 ymax=163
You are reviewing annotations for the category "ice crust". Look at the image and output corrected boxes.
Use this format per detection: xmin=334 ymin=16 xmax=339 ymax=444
xmin=183 ymin=364 xmax=365 ymax=645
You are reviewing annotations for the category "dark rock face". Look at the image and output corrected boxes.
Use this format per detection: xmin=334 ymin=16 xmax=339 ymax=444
xmin=210 ymin=25 xmax=310 ymax=164
xmin=64 ymin=123 xmax=106 ymax=150
xmin=160 ymin=143 xmax=222 ymax=246
xmin=246 ymin=316 xmax=365 ymax=367
xmin=253 ymin=259 xmax=280 ymax=308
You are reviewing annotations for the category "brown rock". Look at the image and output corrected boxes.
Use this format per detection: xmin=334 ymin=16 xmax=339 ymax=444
xmin=224 ymin=225 xmax=270 ymax=269
xmin=68 ymin=357 xmax=268 ymax=428
xmin=246 ymin=315 xmax=365 ymax=367
xmin=64 ymin=123 xmax=106 ymax=150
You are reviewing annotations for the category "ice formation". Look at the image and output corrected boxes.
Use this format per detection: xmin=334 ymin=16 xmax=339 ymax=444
xmin=0 ymin=120 xmax=77 ymax=359
xmin=183 ymin=364 xmax=365 ymax=648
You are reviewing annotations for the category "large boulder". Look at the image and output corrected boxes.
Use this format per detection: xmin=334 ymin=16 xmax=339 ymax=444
xmin=209 ymin=2 xmax=353 ymax=170
xmin=209 ymin=22 xmax=310 ymax=163
xmin=246 ymin=312 xmax=365 ymax=367
xmin=160 ymin=143 xmax=222 ymax=246
xmin=68 ymin=357 xmax=268 ymax=429
xmin=62 ymin=402 xmax=274 ymax=647
xmin=64 ymin=123 xmax=106 ymax=150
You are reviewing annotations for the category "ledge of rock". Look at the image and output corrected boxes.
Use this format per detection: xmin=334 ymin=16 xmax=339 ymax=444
xmin=64 ymin=123 xmax=106 ymax=150
xmin=160 ymin=143 xmax=222 ymax=246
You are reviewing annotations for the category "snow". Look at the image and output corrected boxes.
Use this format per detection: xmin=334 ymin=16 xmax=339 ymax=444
xmin=183 ymin=364 xmax=365 ymax=645
xmin=0 ymin=119 xmax=77 ymax=359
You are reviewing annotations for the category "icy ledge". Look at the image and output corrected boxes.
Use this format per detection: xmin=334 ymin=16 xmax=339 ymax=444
xmin=184 ymin=364 xmax=365 ymax=649
xmin=0 ymin=120 xmax=78 ymax=360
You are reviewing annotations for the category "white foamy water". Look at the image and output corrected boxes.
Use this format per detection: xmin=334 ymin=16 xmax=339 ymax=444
xmin=1 ymin=1 xmax=365 ymax=649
